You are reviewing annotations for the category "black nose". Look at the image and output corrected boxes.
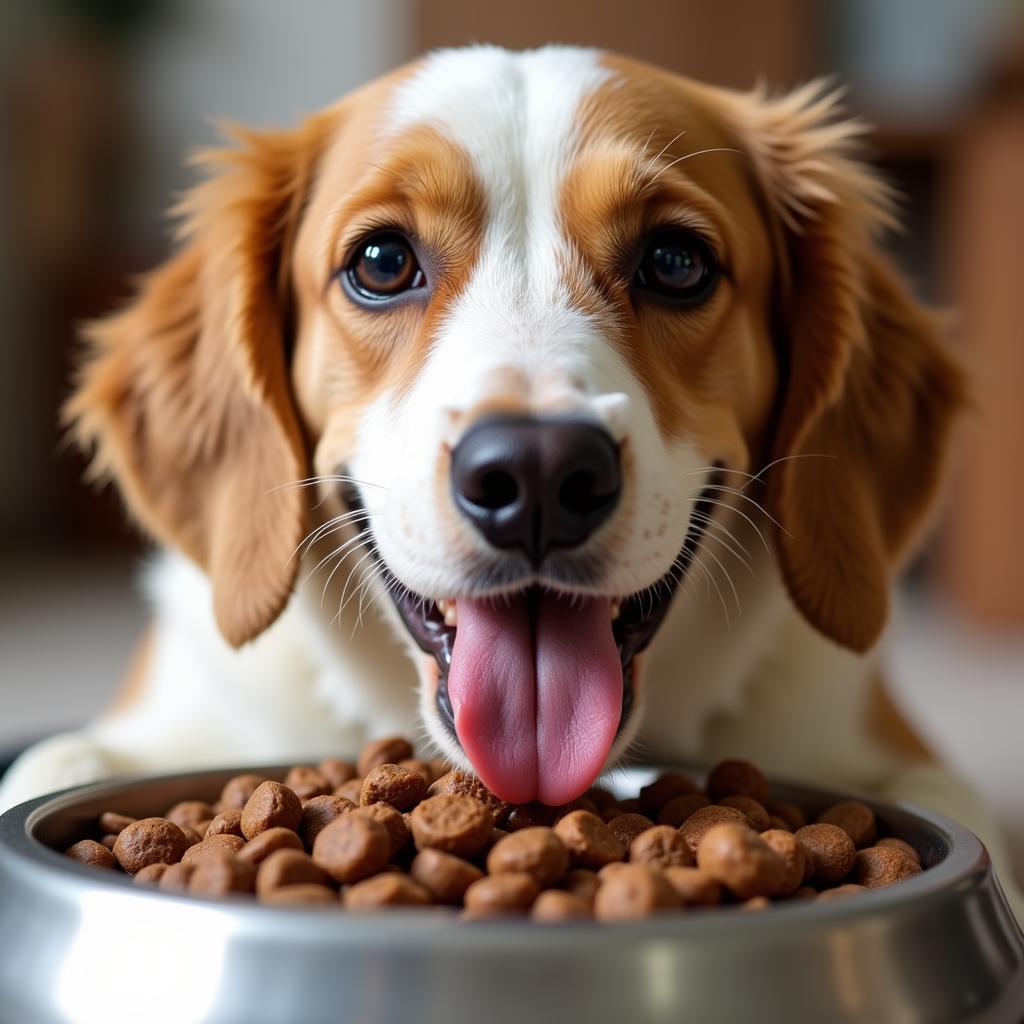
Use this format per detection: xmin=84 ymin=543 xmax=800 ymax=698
xmin=450 ymin=415 xmax=621 ymax=564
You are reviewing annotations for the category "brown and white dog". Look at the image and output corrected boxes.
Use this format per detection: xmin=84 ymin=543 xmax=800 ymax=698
xmin=0 ymin=45 xmax=1016 ymax=905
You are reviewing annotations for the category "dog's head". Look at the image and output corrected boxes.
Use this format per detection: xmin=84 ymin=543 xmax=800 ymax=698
xmin=70 ymin=47 xmax=963 ymax=804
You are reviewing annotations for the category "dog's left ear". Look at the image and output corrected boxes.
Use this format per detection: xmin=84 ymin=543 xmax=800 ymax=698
xmin=733 ymin=83 xmax=966 ymax=652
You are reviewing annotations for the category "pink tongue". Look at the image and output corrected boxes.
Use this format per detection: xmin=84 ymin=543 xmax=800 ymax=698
xmin=447 ymin=592 xmax=623 ymax=805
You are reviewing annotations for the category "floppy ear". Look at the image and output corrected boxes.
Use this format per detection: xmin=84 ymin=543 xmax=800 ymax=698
xmin=736 ymin=83 xmax=966 ymax=652
xmin=67 ymin=117 xmax=333 ymax=646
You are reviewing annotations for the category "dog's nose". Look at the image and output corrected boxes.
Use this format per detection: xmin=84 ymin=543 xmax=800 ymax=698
xmin=450 ymin=415 xmax=621 ymax=564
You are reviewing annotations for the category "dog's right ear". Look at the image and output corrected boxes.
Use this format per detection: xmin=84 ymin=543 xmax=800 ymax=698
xmin=67 ymin=114 xmax=336 ymax=647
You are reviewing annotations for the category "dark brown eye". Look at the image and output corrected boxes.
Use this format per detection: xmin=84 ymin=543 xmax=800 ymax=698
xmin=346 ymin=232 xmax=424 ymax=301
xmin=634 ymin=229 xmax=719 ymax=305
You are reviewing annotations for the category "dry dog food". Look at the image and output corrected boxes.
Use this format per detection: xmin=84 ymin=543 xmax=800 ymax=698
xmin=61 ymin=737 xmax=926 ymax=922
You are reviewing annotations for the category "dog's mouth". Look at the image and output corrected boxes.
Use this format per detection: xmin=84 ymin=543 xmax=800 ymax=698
xmin=342 ymin=470 xmax=721 ymax=805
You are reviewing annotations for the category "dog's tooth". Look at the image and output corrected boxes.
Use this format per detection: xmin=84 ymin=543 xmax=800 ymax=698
xmin=610 ymin=600 xmax=621 ymax=621
xmin=443 ymin=600 xmax=458 ymax=627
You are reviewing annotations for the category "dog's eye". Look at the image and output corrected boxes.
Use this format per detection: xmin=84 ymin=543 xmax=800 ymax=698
xmin=346 ymin=232 xmax=425 ymax=301
xmin=634 ymin=229 xmax=719 ymax=305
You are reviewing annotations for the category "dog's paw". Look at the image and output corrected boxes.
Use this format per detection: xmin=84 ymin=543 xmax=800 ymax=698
xmin=0 ymin=732 xmax=129 ymax=814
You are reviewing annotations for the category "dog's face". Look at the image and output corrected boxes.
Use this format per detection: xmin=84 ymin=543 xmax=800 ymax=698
xmin=71 ymin=47 xmax=962 ymax=805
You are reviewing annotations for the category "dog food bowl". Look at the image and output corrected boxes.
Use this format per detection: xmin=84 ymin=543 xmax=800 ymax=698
xmin=1 ymin=765 xmax=1021 ymax=1024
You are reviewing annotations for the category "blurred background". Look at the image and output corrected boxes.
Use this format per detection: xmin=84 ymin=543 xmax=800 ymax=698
xmin=1 ymin=1 xmax=1021 ymax=879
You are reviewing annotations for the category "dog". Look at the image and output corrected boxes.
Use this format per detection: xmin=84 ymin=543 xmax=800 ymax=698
xmin=1 ymin=44 xmax=1018 ymax=910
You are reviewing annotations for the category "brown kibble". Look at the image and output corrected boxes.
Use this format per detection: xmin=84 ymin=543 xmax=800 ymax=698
xmin=206 ymin=810 xmax=244 ymax=839
xmin=562 ymin=868 xmax=601 ymax=907
xmin=598 ymin=804 xmax=625 ymax=823
xmin=261 ymin=884 xmax=338 ymax=906
xmin=189 ymin=856 xmax=256 ymax=896
xmin=113 ymin=818 xmax=191 ymax=873
xmin=344 ymin=873 xmax=431 ymax=909
xmin=98 ymin=811 xmax=135 ymax=835
xmin=719 ymin=796 xmax=770 ymax=833
xmin=164 ymin=801 xmax=215 ymax=830
xmin=194 ymin=820 xmax=213 ymax=839
xmin=312 ymin=813 xmax=390 ymax=883
xmin=795 ymin=824 xmax=857 ymax=886
xmin=531 ymin=889 xmax=592 ymax=922
xmin=240 ymin=781 xmax=303 ymax=840
xmin=597 ymin=861 xmax=630 ymax=882
xmin=816 ymin=883 xmax=868 ymax=902
xmin=742 ymin=896 xmax=771 ymax=911
xmin=133 ymin=863 xmax=168 ymax=885
xmin=767 ymin=800 xmax=807 ymax=832
xmin=759 ymin=829 xmax=807 ymax=895
xmin=350 ymin=804 xmax=411 ymax=859
xmin=629 ymin=825 xmax=695 ymax=869
xmin=182 ymin=833 xmax=246 ymax=865
xmin=639 ymin=772 xmax=699 ymax=815
xmin=554 ymin=810 xmax=625 ymax=869
xmin=410 ymin=849 xmax=483 ymax=905
xmin=606 ymin=813 xmax=655 ymax=848
xmin=398 ymin=758 xmax=434 ymax=787
xmin=299 ymin=795 xmax=355 ymax=849
xmin=410 ymin=795 xmax=494 ymax=859
xmin=360 ymin=764 xmax=427 ymax=811
xmin=706 ymin=760 xmax=769 ymax=803
xmin=158 ymin=862 xmax=195 ymax=892
xmin=584 ymin=786 xmax=618 ymax=812
xmin=657 ymin=794 xmax=711 ymax=827
xmin=357 ymin=736 xmax=414 ymax=777
xmin=180 ymin=826 xmax=204 ymax=848
xmin=256 ymin=849 xmax=331 ymax=896
xmin=678 ymin=805 xmax=747 ymax=855
xmin=662 ymin=866 xmax=722 ymax=906
xmin=617 ymin=798 xmax=643 ymax=815
xmin=318 ymin=757 xmax=357 ymax=790
xmin=334 ymin=779 xmax=365 ymax=804
xmin=427 ymin=771 xmax=511 ymax=824
xmin=65 ymin=839 xmax=116 ymax=870
xmin=876 ymin=837 xmax=921 ymax=866
xmin=100 ymin=835 xmax=118 ymax=851
xmin=283 ymin=766 xmax=331 ymax=801
xmin=553 ymin=796 xmax=598 ymax=820
xmin=464 ymin=872 xmax=539 ymax=914
xmin=218 ymin=774 xmax=266 ymax=811
xmin=429 ymin=758 xmax=453 ymax=781
xmin=852 ymin=846 xmax=922 ymax=889
xmin=487 ymin=827 xmax=569 ymax=887
xmin=236 ymin=827 xmax=303 ymax=866
xmin=818 ymin=801 xmax=877 ymax=849
xmin=479 ymin=827 xmax=508 ymax=858
xmin=767 ymin=816 xmax=792 ymax=832
xmin=593 ymin=864 xmax=680 ymax=921
xmin=696 ymin=824 xmax=786 ymax=899
xmin=503 ymin=802 xmax=556 ymax=832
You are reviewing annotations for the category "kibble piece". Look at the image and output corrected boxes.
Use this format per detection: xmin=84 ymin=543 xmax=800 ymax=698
xmin=705 ymin=760 xmax=769 ymax=804
xmin=562 ymin=868 xmax=601 ymax=907
xmin=318 ymin=757 xmax=357 ymax=790
xmin=218 ymin=774 xmax=266 ymax=811
xmin=206 ymin=810 xmax=244 ymax=839
xmin=606 ymin=813 xmax=655 ymax=848
xmin=464 ymin=872 xmax=540 ymax=914
xmin=410 ymin=849 xmax=484 ymax=905
xmin=360 ymin=764 xmax=427 ymax=811
xmin=852 ymin=846 xmax=922 ymax=889
xmin=334 ymin=779 xmax=365 ymax=804
xmin=241 ymin=781 xmax=303 ymax=840
xmin=662 ymin=866 xmax=721 ymax=906
xmin=350 ymin=804 xmax=411 ymax=860
xmin=164 ymin=801 xmax=216 ymax=830
xmin=795 ymin=824 xmax=857 ymax=887
xmin=696 ymin=824 xmax=786 ymax=899
xmin=284 ymin=766 xmax=331 ymax=801
xmin=585 ymin=786 xmax=618 ymax=813
xmin=180 ymin=826 xmax=204 ymax=848
xmin=398 ymin=759 xmax=434 ymax=787
xmin=503 ymin=803 xmax=557 ymax=832
xmin=657 ymin=794 xmax=711 ymax=828
xmin=133 ymin=863 xmax=169 ymax=886
xmin=487 ymin=827 xmax=569 ymax=887
xmin=256 ymin=849 xmax=331 ymax=896
xmin=876 ymin=837 xmax=921 ymax=866
xmin=158 ymin=862 xmax=195 ymax=892
xmin=100 ymin=835 xmax=118 ymax=851
xmin=554 ymin=811 xmax=625 ymax=869
xmin=817 ymin=883 xmax=869 ymax=902
xmin=299 ymin=795 xmax=355 ymax=849
xmin=598 ymin=804 xmax=625 ymax=823
xmin=236 ymin=827 xmax=304 ymax=866
xmin=759 ymin=829 xmax=807 ymax=895
xmin=767 ymin=816 xmax=792 ymax=832
xmin=639 ymin=772 xmax=699 ymax=815
xmin=343 ymin=873 xmax=431 ymax=909
xmin=357 ymin=736 xmax=414 ymax=777
xmin=113 ymin=818 xmax=191 ymax=874
xmin=189 ymin=856 xmax=256 ymax=896
xmin=629 ymin=826 xmax=695 ymax=869
xmin=98 ymin=811 xmax=135 ymax=835
xmin=182 ymin=833 xmax=246 ymax=865
xmin=597 ymin=861 xmax=631 ymax=882
xmin=719 ymin=796 xmax=771 ymax=833
xmin=678 ymin=805 xmax=747 ymax=855
xmin=593 ymin=864 xmax=680 ymax=921
xmin=618 ymin=798 xmax=643 ymax=815
xmin=767 ymin=800 xmax=807 ymax=832
xmin=65 ymin=839 xmax=116 ymax=870
xmin=742 ymin=896 xmax=772 ymax=911
xmin=531 ymin=890 xmax=592 ymax=922
xmin=261 ymin=884 xmax=338 ymax=906
xmin=818 ymin=801 xmax=877 ymax=849
xmin=312 ymin=813 xmax=390 ymax=883
xmin=479 ymin=827 xmax=508 ymax=858
xmin=410 ymin=795 xmax=494 ymax=859
xmin=428 ymin=771 xmax=511 ymax=824
xmin=553 ymin=796 xmax=599 ymax=821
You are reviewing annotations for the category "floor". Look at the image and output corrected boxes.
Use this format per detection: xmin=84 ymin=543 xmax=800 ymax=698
xmin=2 ymin=551 xmax=1022 ymax=883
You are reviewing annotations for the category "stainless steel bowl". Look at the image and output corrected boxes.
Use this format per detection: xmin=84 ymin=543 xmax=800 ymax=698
xmin=1 ymin=765 xmax=1021 ymax=1024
